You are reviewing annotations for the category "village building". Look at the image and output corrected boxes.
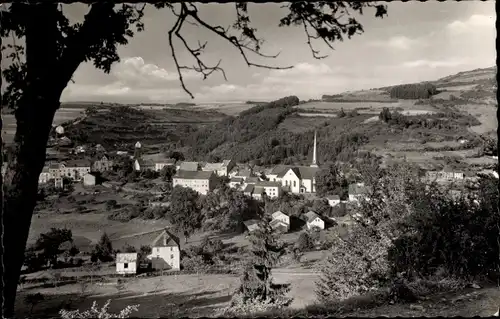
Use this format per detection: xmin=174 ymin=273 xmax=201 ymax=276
xmin=268 ymin=131 xmax=320 ymax=194
xmin=244 ymin=219 xmax=260 ymax=233
xmin=39 ymin=166 xmax=52 ymax=184
xmin=243 ymin=181 xmax=282 ymax=200
xmin=173 ymin=170 xmax=217 ymax=195
xmin=229 ymin=167 xmax=253 ymax=180
xmin=326 ymin=195 xmax=341 ymax=207
xmin=83 ymin=173 xmax=98 ymax=186
xmin=425 ymin=166 xmax=465 ymax=182
xmin=176 ymin=161 xmax=200 ymax=172
xmin=229 ymin=177 xmax=244 ymax=189
xmin=348 ymin=183 xmax=371 ymax=203
xmin=305 ymin=211 xmax=325 ymax=230
xmin=92 ymin=155 xmax=113 ymax=172
xmin=148 ymin=229 xmax=181 ymax=271
xmin=155 ymin=158 xmax=176 ymax=172
xmin=51 ymin=160 xmax=91 ymax=181
xmin=133 ymin=158 xmax=155 ymax=172
xmin=329 ymin=215 xmax=354 ymax=228
xmin=202 ymin=159 xmax=236 ymax=177
xmin=116 ymin=252 xmax=138 ymax=275
xmin=271 ymin=211 xmax=290 ymax=233
xmin=54 ymin=177 xmax=64 ymax=189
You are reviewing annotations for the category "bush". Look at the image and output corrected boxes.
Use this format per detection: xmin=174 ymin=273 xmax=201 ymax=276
xmin=296 ymin=232 xmax=314 ymax=252
xmin=59 ymin=299 xmax=139 ymax=319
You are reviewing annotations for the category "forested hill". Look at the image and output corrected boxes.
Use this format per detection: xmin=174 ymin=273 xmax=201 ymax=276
xmin=180 ymin=95 xmax=373 ymax=166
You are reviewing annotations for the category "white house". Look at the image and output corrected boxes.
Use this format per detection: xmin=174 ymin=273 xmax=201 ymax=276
xmin=271 ymin=211 xmax=290 ymax=233
xmin=230 ymin=168 xmax=253 ymax=180
xmin=60 ymin=160 xmax=92 ymax=181
xmin=155 ymin=158 xmax=176 ymax=172
xmin=116 ymin=253 xmax=138 ymax=275
xmin=305 ymin=211 xmax=325 ymax=230
xmin=39 ymin=166 xmax=52 ymax=184
xmin=134 ymin=159 xmax=155 ymax=172
xmin=172 ymin=170 xmax=217 ymax=195
xmin=148 ymin=229 xmax=181 ymax=271
xmin=244 ymin=181 xmax=282 ymax=200
xmin=425 ymin=167 xmax=464 ymax=182
xmin=202 ymin=159 xmax=236 ymax=177
xmin=326 ymin=195 xmax=341 ymax=207
xmin=229 ymin=177 xmax=244 ymax=189
xmin=83 ymin=173 xmax=97 ymax=186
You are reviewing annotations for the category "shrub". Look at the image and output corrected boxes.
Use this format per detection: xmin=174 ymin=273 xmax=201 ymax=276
xmin=59 ymin=299 xmax=139 ymax=319
xmin=296 ymin=232 xmax=314 ymax=252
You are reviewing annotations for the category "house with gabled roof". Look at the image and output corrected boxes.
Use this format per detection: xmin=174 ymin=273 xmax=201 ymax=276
xmin=92 ymin=154 xmax=113 ymax=172
xmin=202 ymin=159 xmax=236 ymax=177
xmin=326 ymin=195 xmax=341 ymax=207
xmin=305 ymin=211 xmax=325 ymax=230
xmin=134 ymin=158 xmax=155 ymax=172
xmin=148 ymin=229 xmax=181 ymax=271
xmin=39 ymin=166 xmax=52 ymax=184
xmin=155 ymin=158 xmax=176 ymax=172
xmin=116 ymin=252 xmax=138 ymax=275
xmin=271 ymin=211 xmax=290 ymax=233
xmin=177 ymin=161 xmax=200 ymax=172
xmin=244 ymin=219 xmax=260 ymax=233
xmin=173 ymin=170 xmax=217 ymax=195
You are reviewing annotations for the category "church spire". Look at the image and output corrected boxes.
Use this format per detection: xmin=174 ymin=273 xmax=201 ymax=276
xmin=311 ymin=130 xmax=318 ymax=168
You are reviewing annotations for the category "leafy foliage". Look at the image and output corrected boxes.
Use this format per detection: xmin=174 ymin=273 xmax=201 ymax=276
xmin=315 ymin=164 xmax=348 ymax=198
xmin=169 ymin=185 xmax=202 ymax=241
xmin=34 ymin=228 xmax=73 ymax=267
xmin=389 ymin=83 xmax=438 ymax=100
xmin=92 ymin=233 xmax=114 ymax=262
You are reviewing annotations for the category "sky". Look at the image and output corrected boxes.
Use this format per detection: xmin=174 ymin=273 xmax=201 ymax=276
xmin=2 ymin=2 xmax=497 ymax=104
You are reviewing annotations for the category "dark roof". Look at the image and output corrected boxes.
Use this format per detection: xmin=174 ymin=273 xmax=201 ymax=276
xmin=174 ymin=170 xmax=214 ymax=180
xmin=66 ymin=159 xmax=92 ymax=167
xmin=243 ymin=184 xmax=254 ymax=193
xmin=276 ymin=166 xmax=319 ymax=180
xmin=243 ymin=219 xmax=260 ymax=228
xmin=230 ymin=177 xmax=244 ymax=183
xmin=179 ymin=161 xmax=199 ymax=171
xmin=253 ymin=186 xmax=265 ymax=195
xmin=245 ymin=177 xmax=260 ymax=184
xmin=326 ymin=195 xmax=340 ymax=200
xmin=137 ymin=159 xmax=155 ymax=167
xmin=305 ymin=211 xmax=321 ymax=223
xmin=236 ymin=169 xmax=252 ymax=177
xmin=151 ymin=229 xmax=180 ymax=248
xmin=255 ymin=181 xmax=281 ymax=188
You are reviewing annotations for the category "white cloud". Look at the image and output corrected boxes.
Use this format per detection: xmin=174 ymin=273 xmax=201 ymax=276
xmin=111 ymin=56 xmax=198 ymax=88
xmin=368 ymin=36 xmax=421 ymax=50
xmin=447 ymin=14 xmax=495 ymax=34
xmin=401 ymin=58 xmax=470 ymax=69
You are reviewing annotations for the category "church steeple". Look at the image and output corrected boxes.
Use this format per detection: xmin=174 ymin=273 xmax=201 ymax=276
xmin=310 ymin=130 xmax=318 ymax=168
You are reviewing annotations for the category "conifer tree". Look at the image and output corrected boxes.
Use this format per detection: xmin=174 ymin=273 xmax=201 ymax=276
xmin=229 ymin=216 xmax=292 ymax=313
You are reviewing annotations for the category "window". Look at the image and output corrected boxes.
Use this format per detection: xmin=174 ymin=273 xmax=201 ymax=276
xmin=124 ymin=263 xmax=129 ymax=269
xmin=293 ymin=181 xmax=296 ymax=187
xmin=170 ymin=254 xmax=174 ymax=259
xmin=157 ymin=248 xmax=160 ymax=252
xmin=170 ymin=247 xmax=173 ymax=251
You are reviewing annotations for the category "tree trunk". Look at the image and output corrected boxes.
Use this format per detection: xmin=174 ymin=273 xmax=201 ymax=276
xmin=1 ymin=4 xmax=61 ymax=318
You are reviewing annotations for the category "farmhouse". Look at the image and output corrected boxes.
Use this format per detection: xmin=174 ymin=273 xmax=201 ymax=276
xmin=244 ymin=219 xmax=260 ymax=233
xmin=133 ymin=158 xmax=155 ymax=171
xmin=92 ymin=155 xmax=113 ymax=172
xmin=229 ymin=168 xmax=253 ymax=181
xmin=148 ymin=229 xmax=181 ymax=271
xmin=39 ymin=166 xmax=51 ymax=184
xmin=54 ymin=177 xmax=64 ymax=189
xmin=305 ymin=211 xmax=325 ymax=230
xmin=229 ymin=177 xmax=244 ymax=189
xmin=173 ymin=170 xmax=217 ymax=195
xmin=202 ymin=159 xmax=236 ymax=177
xmin=348 ymin=183 xmax=371 ymax=202
xmin=155 ymin=158 xmax=176 ymax=172
xmin=62 ymin=160 xmax=92 ymax=181
xmin=116 ymin=253 xmax=138 ymax=275
xmin=425 ymin=166 xmax=465 ymax=182
xmin=244 ymin=181 xmax=281 ymax=200
xmin=177 ymin=161 xmax=200 ymax=172
xmin=326 ymin=195 xmax=341 ymax=207
xmin=83 ymin=173 xmax=99 ymax=186
xmin=271 ymin=211 xmax=290 ymax=233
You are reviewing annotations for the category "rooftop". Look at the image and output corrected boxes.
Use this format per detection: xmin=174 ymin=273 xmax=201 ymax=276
xmin=174 ymin=170 xmax=214 ymax=180
xmin=116 ymin=253 xmax=138 ymax=263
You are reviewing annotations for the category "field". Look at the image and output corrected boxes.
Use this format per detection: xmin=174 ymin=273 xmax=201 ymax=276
xmin=2 ymin=107 xmax=85 ymax=144
xmin=295 ymin=100 xmax=438 ymax=114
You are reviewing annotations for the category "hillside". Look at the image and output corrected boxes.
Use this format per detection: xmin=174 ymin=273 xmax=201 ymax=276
xmin=59 ymin=67 xmax=496 ymax=172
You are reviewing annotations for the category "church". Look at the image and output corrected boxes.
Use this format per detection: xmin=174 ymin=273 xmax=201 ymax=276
xmin=267 ymin=130 xmax=321 ymax=194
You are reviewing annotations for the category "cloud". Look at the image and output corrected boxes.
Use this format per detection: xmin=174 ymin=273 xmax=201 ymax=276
xmin=401 ymin=58 xmax=470 ymax=69
xmin=368 ymin=36 xmax=421 ymax=50
xmin=111 ymin=56 xmax=198 ymax=88
xmin=447 ymin=14 xmax=495 ymax=34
